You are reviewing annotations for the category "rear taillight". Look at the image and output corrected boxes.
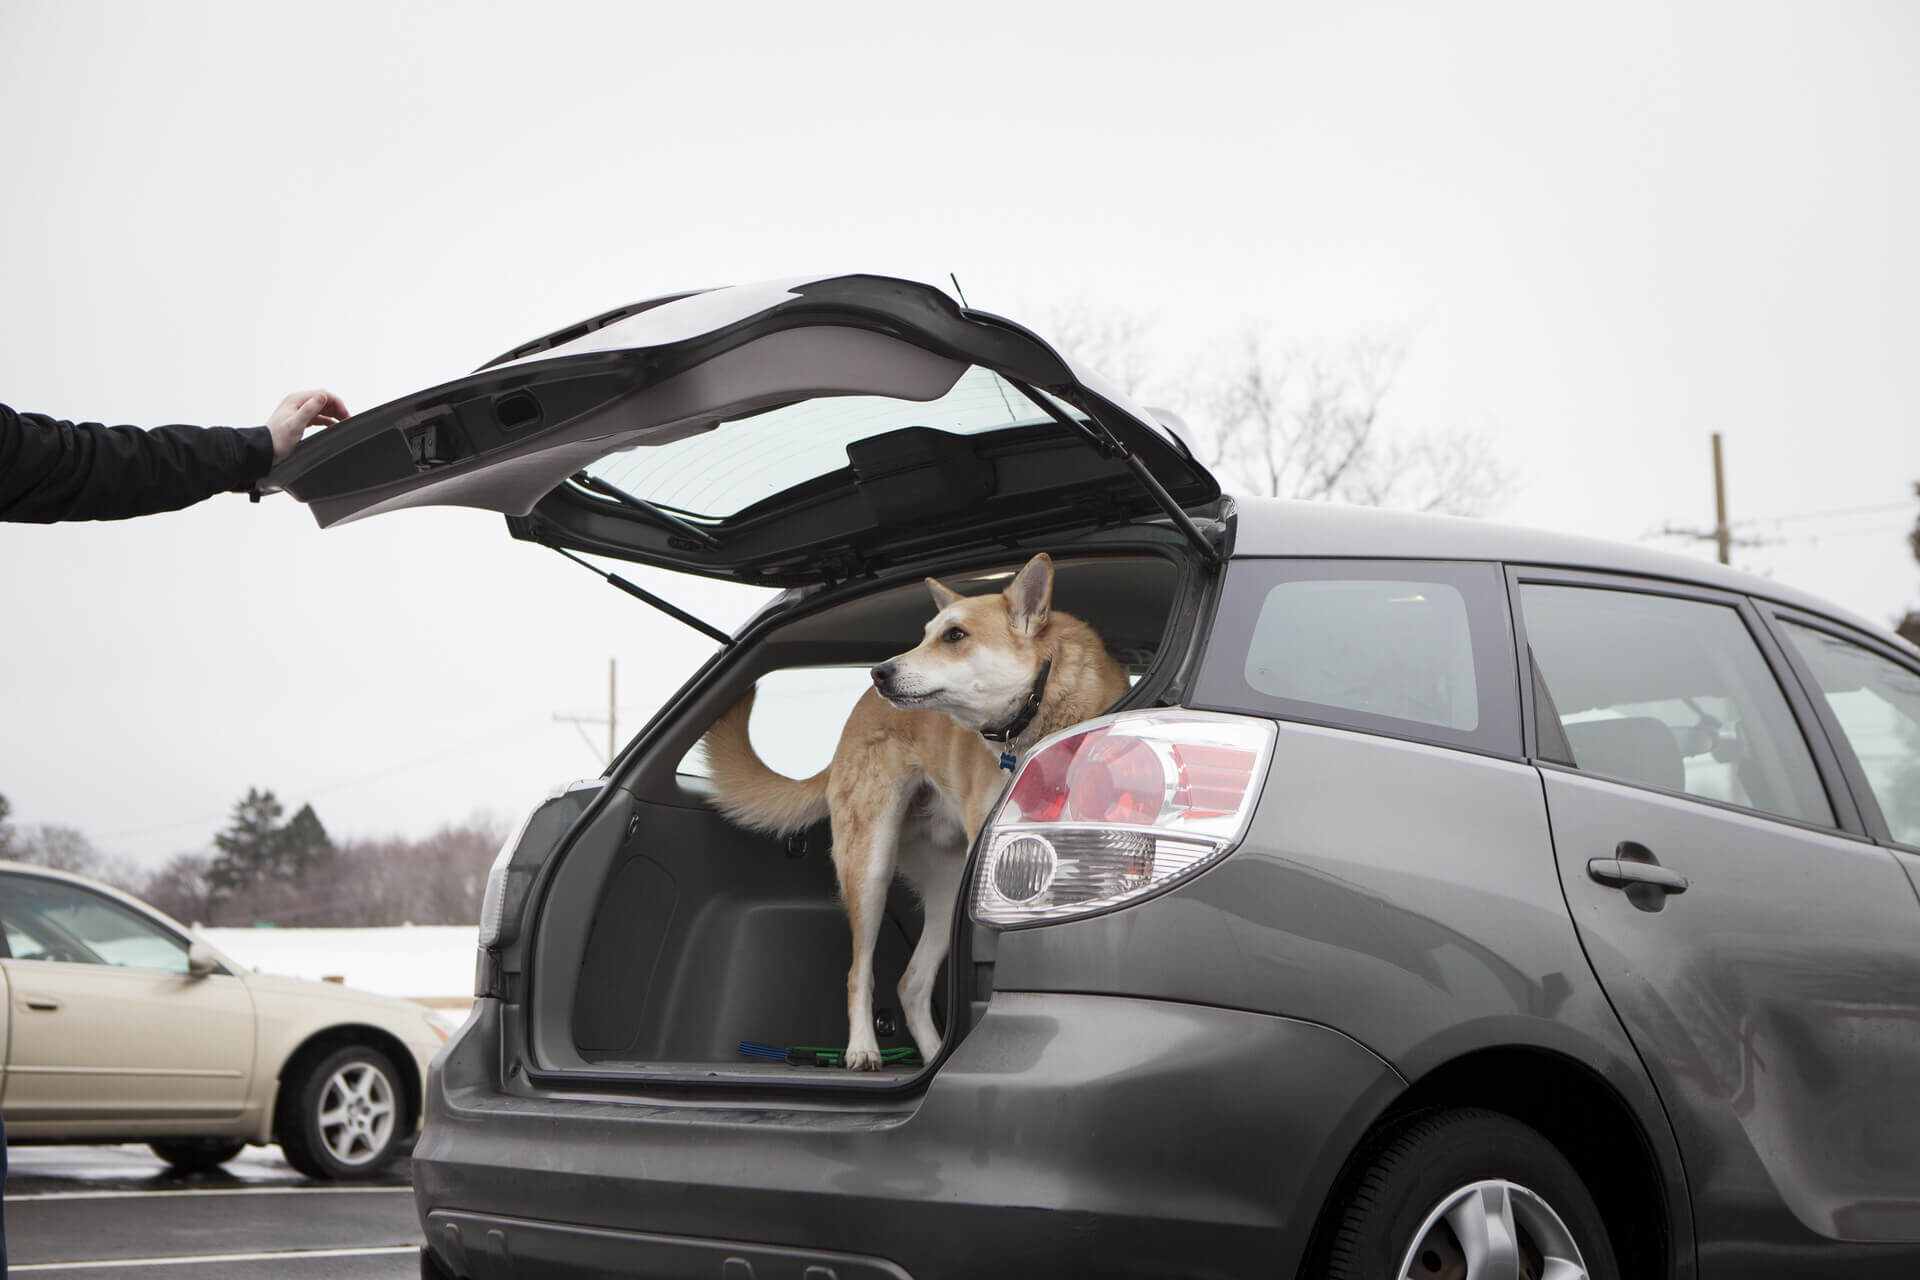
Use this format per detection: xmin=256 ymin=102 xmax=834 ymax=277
xmin=476 ymin=779 xmax=600 ymax=954
xmin=973 ymin=710 xmax=1275 ymax=927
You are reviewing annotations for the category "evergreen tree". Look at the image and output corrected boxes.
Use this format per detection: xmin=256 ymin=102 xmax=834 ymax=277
xmin=207 ymin=789 xmax=333 ymax=899
xmin=1904 ymin=484 xmax=1920 ymax=647
xmin=275 ymin=803 xmax=333 ymax=882
xmin=209 ymin=788 xmax=284 ymax=898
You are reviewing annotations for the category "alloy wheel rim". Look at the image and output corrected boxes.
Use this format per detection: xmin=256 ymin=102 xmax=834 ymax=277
xmin=317 ymin=1061 xmax=397 ymax=1165
xmin=1397 ymin=1179 xmax=1589 ymax=1280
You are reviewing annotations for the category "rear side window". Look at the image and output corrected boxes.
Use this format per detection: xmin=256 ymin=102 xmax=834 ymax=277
xmin=678 ymin=665 xmax=875 ymax=779
xmin=1779 ymin=621 xmax=1920 ymax=847
xmin=1192 ymin=560 xmax=1519 ymax=756
xmin=1519 ymin=584 xmax=1832 ymax=826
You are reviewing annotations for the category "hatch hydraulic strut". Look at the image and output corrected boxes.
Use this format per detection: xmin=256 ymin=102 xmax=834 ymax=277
xmin=548 ymin=546 xmax=735 ymax=646
xmin=1004 ymin=377 xmax=1222 ymax=565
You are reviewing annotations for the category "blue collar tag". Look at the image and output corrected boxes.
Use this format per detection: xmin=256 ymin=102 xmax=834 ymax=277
xmin=998 ymin=750 xmax=1017 ymax=773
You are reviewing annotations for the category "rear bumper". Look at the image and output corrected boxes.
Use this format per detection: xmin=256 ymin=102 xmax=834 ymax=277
xmin=414 ymin=992 xmax=1403 ymax=1280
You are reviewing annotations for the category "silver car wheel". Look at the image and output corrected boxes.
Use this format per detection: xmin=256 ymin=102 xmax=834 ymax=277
xmin=1397 ymin=1179 xmax=1589 ymax=1280
xmin=316 ymin=1060 xmax=397 ymax=1167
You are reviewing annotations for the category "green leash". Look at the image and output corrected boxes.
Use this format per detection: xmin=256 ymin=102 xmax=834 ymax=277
xmin=737 ymin=1040 xmax=922 ymax=1068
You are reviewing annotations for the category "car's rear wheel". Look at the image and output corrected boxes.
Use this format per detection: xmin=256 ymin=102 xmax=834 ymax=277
xmin=1321 ymin=1108 xmax=1619 ymax=1280
xmin=278 ymin=1043 xmax=407 ymax=1180
xmin=148 ymin=1138 xmax=246 ymax=1174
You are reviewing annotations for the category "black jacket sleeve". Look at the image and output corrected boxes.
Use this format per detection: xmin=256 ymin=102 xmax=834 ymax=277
xmin=0 ymin=404 xmax=275 ymax=523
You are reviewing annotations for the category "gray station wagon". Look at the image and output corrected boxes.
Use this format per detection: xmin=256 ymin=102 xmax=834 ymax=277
xmin=271 ymin=275 xmax=1920 ymax=1279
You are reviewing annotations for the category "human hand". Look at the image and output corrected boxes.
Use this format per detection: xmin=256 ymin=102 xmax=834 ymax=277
xmin=266 ymin=389 xmax=349 ymax=463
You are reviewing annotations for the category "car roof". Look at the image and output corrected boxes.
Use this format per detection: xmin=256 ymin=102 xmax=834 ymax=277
xmin=1229 ymin=495 xmax=1899 ymax=642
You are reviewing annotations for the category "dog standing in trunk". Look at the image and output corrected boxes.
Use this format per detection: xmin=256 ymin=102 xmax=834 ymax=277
xmin=700 ymin=553 xmax=1129 ymax=1069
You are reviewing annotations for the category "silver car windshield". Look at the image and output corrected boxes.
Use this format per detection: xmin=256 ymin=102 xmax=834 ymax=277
xmin=575 ymin=366 xmax=1083 ymax=520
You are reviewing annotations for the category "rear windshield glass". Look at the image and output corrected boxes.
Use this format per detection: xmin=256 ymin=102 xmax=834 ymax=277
xmin=1191 ymin=559 xmax=1519 ymax=756
xmin=578 ymin=366 xmax=1083 ymax=520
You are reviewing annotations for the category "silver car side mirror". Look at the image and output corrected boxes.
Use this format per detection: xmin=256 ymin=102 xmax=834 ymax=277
xmin=186 ymin=941 xmax=221 ymax=977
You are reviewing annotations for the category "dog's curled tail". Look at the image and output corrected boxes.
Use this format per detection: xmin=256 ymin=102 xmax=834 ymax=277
xmin=698 ymin=687 xmax=831 ymax=836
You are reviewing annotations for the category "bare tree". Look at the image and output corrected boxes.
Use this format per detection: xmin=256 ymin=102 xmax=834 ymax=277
xmin=142 ymin=852 xmax=219 ymax=925
xmin=1046 ymin=308 xmax=1159 ymax=400
xmin=203 ymin=819 xmax=506 ymax=928
xmin=1049 ymin=310 xmax=1512 ymax=517
xmin=8 ymin=822 xmax=141 ymax=890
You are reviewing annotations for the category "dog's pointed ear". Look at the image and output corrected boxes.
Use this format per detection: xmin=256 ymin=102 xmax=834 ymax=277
xmin=926 ymin=577 xmax=962 ymax=610
xmin=1004 ymin=554 xmax=1053 ymax=635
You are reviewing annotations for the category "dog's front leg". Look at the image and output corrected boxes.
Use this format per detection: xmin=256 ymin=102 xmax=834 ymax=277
xmin=896 ymin=850 xmax=964 ymax=1063
xmin=829 ymin=781 xmax=911 ymax=1071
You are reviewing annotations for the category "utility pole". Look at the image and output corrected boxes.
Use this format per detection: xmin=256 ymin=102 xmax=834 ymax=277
xmin=554 ymin=658 xmax=619 ymax=766
xmin=1659 ymin=432 xmax=1761 ymax=566
xmin=1711 ymin=432 xmax=1730 ymax=565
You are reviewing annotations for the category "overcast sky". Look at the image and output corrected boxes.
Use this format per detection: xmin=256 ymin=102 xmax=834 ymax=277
xmin=3 ymin=0 xmax=1916 ymax=870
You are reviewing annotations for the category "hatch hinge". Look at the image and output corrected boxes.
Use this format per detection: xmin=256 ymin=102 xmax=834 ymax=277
xmin=549 ymin=546 xmax=735 ymax=646
xmin=1005 ymin=378 xmax=1222 ymax=564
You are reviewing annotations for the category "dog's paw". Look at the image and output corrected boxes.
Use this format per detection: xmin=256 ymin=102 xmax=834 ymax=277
xmin=843 ymin=1046 xmax=884 ymax=1071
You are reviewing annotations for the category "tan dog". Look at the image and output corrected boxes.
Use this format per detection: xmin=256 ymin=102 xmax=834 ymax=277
xmin=701 ymin=554 xmax=1129 ymax=1069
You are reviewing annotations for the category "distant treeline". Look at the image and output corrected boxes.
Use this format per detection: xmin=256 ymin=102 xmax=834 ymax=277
xmin=0 ymin=790 xmax=503 ymax=928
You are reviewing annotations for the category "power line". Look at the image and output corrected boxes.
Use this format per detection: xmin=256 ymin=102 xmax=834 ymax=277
xmin=553 ymin=658 xmax=620 ymax=767
xmin=1735 ymin=500 xmax=1915 ymax=528
xmin=1647 ymin=437 xmax=1919 ymax=562
xmin=1654 ymin=433 xmax=1757 ymax=564
xmin=1744 ymin=522 xmax=1909 ymax=545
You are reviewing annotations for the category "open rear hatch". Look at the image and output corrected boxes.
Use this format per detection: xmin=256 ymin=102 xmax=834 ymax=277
xmin=272 ymin=275 xmax=1218 ymax=1090
xmin=267 ymin=274 xmax=1220 ymax=586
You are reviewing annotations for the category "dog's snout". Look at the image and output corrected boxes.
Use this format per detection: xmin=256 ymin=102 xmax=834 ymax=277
xmin=870 ymin=662 xmax=896 ymax=689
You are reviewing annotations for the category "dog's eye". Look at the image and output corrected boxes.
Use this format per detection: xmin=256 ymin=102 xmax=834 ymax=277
xmin=942 ymin=627 xmax=967 ymax=644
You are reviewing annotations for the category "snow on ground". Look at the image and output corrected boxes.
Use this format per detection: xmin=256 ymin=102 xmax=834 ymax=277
xmin=201 ymin=924 xmax=476 ymax=1003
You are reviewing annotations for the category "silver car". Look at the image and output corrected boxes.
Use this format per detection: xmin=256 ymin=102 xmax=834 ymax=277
xmin=0 ymin=861 xmax=449 ymax=1178
xmin=272 ymin=275 xmax=1920 ymax=1278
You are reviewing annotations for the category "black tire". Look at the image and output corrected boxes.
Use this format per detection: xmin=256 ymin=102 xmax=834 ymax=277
xmin=1321 ymin=1108 xmax=1620 ymax=1280
xmin=148 ymin=1137 xmax=246 ymax=1174
xmin=278 ymin=1043 xmax=409 ymax=1180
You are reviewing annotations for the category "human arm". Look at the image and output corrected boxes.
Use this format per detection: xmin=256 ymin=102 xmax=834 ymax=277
xmin=0 ymin=392 xmax=347 ymax=524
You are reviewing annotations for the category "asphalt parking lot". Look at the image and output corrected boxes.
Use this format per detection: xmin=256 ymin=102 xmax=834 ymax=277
xmin=4 ymin=1144 xmax=420 ymax=1277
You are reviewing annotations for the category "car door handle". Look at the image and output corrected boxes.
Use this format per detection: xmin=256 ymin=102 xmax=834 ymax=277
xmin=22 ymin=995 xmax=62 ymax=1011
xmin=1587 ymin=858 xmax=1689 ymax=894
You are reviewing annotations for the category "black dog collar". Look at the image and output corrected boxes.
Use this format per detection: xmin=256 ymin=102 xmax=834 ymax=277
xmin=981 ymin=657 xmax=1054 ymax=750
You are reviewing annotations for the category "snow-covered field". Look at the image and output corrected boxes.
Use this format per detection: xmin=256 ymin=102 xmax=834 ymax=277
xmin=201 ymin=924 xmax=477 ymax=1005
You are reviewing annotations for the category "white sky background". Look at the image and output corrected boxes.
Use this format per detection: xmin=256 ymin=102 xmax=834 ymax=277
xmin=2 ymin=1 xmax=1916 ymax=869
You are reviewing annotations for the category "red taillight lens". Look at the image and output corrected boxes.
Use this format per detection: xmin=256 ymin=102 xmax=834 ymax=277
xmin=1007 ymin=730 xmax=1087 ymax=823
xmin=975 ymin=710 xmax=1276 ymax=928
xmin=1170 ymin=743 xmax=1257 ymax=817
xmin=1004 ymin=720 xmax=1262 ymax=834
xmin=1066 ymin=733 xmax=1167 ymax=825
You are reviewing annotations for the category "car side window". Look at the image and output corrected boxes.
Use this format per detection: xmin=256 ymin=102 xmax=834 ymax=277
xmin=0 ymin=873 xmax=193 ymax=973
xmin=1190 ymin=559 xmax=1520 ymax=757
xmin=1244 ymin=578 xmax=1481 ymax=731
xmin=1778 ymin=621 xmax=1920 ymax=847
xmin=1519 ymin=584 xmax=1832 ymax=826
